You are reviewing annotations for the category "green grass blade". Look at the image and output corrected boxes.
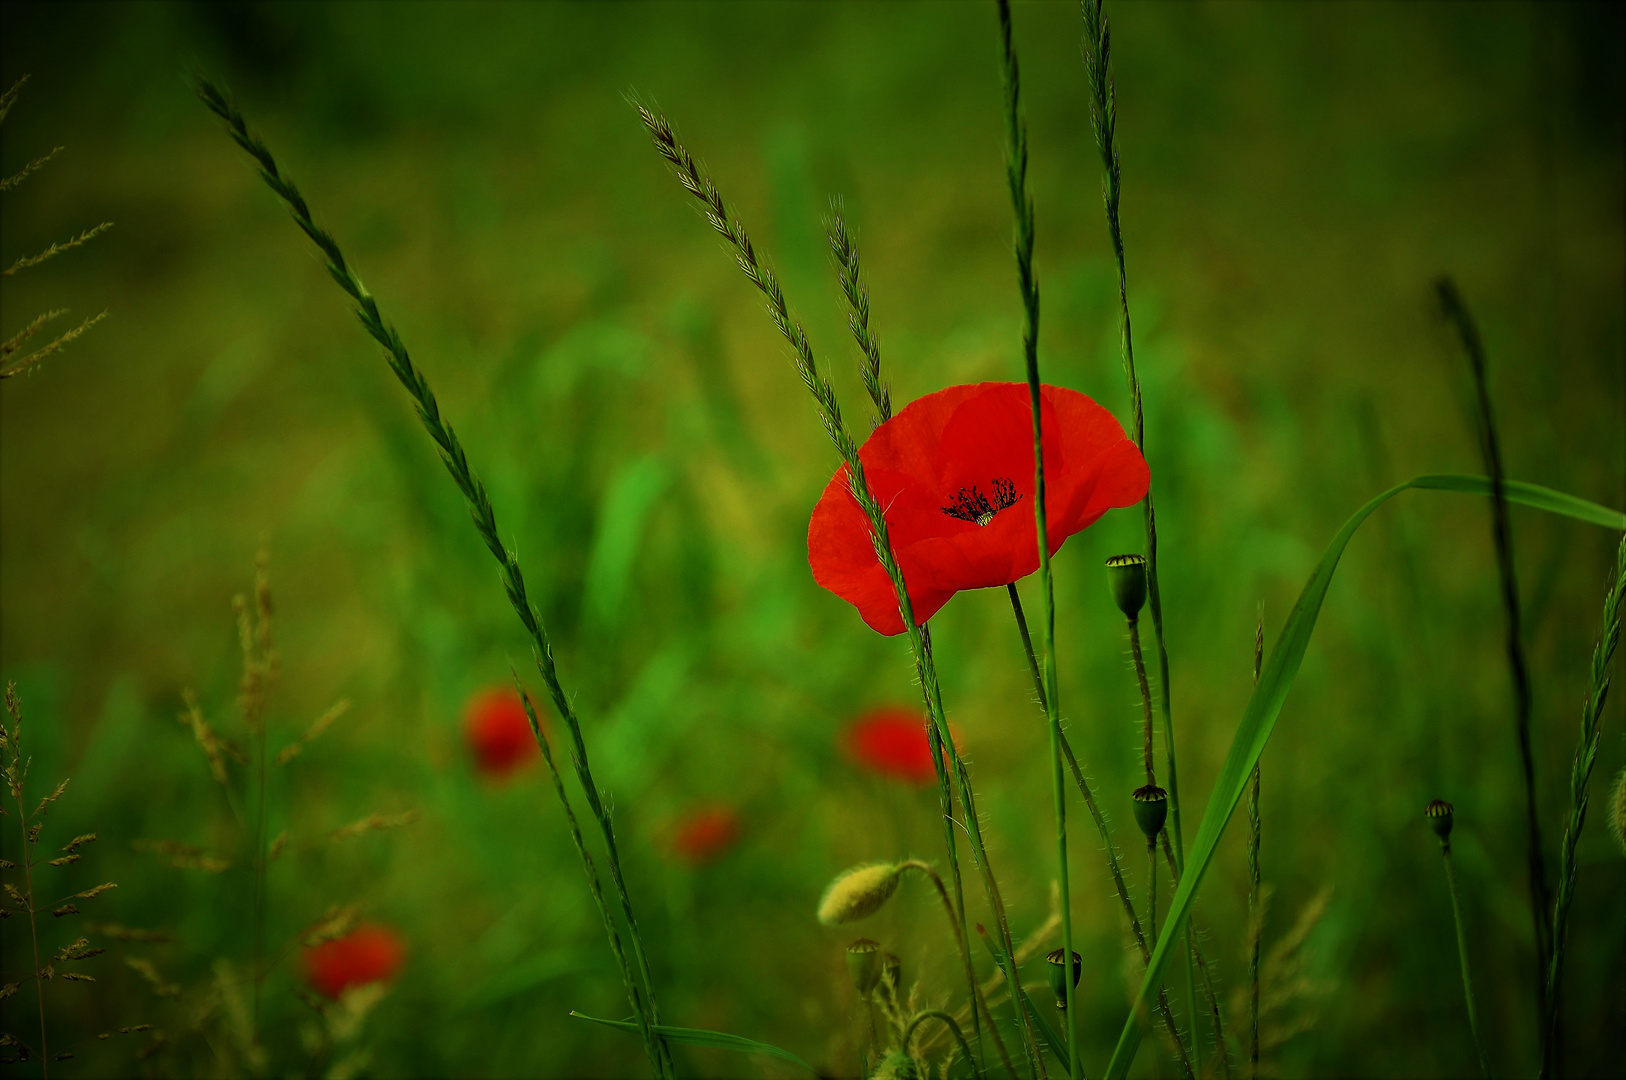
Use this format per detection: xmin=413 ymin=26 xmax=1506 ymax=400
xmin=570 ymin=1012 xmax=816 ymax=1074
xmin=1104 ymin=474 xmax=1625 ymax=1078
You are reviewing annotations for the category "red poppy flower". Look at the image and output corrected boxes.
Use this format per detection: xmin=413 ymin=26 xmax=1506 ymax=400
xmin=844 ymin=706 xmax=941 ymax=785
xmin=302 ymin=925 xmax=406 ymax=1000
xmin=464 ymin=687 xmax=539 ymax=778
xmin=808 ymin=382 xmax=1149 ymax=635
xmin=670 ymin=804 xmax=742 ymax=865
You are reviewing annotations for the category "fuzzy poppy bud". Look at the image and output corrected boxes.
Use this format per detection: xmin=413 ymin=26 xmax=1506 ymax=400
xmin=1046 ymin=947 xmax=1082 ymax=1009
xmin=1132 ymin=784 xmax=1168 ymax=840
xmin=1106 ymin=554 xmax=1148 ymax=620
xmin=1425 ymin=799 xmax=1454 ymax=841
xmin=846 ymin=938 xmax=882 ymax=996
xmin=817 ymin=862 xmax=902 ymax=926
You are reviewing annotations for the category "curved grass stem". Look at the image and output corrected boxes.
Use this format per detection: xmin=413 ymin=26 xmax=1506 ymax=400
xmin=196 ymin=80 xmax=671 ymax=1079
xmin=1439 ymin=839 xmax=1490 ymax=1078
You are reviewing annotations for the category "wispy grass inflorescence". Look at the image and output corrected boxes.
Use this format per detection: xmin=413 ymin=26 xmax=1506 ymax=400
xmin=640 ymin=102 xmax=1037 ymax=1077
xmin=194 ymin=79 xmax=671 ymax=1079
xmin=1544 ymin=535 xmax=1625 ymax=1067
xmin=826 ymin=204 xmax=891 ymax=429
xmin=0 ymin=76 xmax=110 ymax=381
xmin=1435 ymin=275 xmax=1550 ymax=1068
xmin=1079 ymin=0 xmax=1184 ymax=870
xmin=1 ymin=683 xmax=120 ymax=1075
xmin=994 ymin=1 xmax=1077 ymax=1075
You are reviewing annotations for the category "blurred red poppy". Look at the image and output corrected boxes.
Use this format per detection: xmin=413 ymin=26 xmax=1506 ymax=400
xmin=808 ymin=382 xmax=1149 ymax=635
xmin=844 ymin=706 xmax=956 ymax=786
xmin=303 ymin=925 xmax=406 ymax=1000
xmin=670 ymin=804 xmax=741 ymax=865
xmin=464 ymin=687 xmax=539 ymax=778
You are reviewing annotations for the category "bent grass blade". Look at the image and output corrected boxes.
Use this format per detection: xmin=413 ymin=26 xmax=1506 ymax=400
xmin=570 ymin=1012 xmax=816 ymax=1075
xmin=1104 ymin=474 xmax=1626 ymax=1078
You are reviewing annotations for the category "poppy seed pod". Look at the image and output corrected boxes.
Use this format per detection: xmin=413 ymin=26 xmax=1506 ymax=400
xmin=817 ymin=862 xmax=902 ymax=926
xmin=1046 ymin=947 xmax=1082 ymax=1009
xmin=1105 ymin=554 xmax=1148 ymax=620
xmin=1132 ymin=784 xmax=1168 ymax=840
xmin=1426 ymin=799 xmax=1454 ymax=841
xmin=846 ymin=938 xmax=882 ymax=996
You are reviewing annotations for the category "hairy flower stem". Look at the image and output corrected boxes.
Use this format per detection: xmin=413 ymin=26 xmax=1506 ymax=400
xmin=1436 ymin=277 xmax=1549 ymax=1067
xmin=1438 ymin=837 xmax=1490 ymax=1078
xmin=514 ymin=680 xmax=662 ymax=1079
xmin=995 ymin=1 xmax=1076 ymax=1075
xmin=900 ymin=860 xmax=1016 ymax=1080
xmin=1128 ymin=618 xmax=1155 ymax=787
xmin=195 ymin=80 xmax=672 ymax=1079
xmin=1247 ymin=616 xmax=1264 ymax=1080
xmin=1159 ymin=833 xmax=1231 ymax=1080
xmin=1544 ymin=536 xmax=1625 ymax=1073
xmin=641 ymin=105 xmax=1040 ymax=1076
xmin=904 ymin=1011 xmax=981 ymax=1078
xmin=1007 ymin=588 xmax=1194 ymax=1078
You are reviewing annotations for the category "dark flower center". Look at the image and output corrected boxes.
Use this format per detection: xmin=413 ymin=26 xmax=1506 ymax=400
xmin=941 ymin=478 xmax=1023 ymax=527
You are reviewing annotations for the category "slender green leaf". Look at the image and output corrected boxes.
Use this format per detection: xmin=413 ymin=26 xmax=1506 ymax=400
xmin=1105 ymin=475 xmax=1625 ymax=1078
xmin=571 ymin=1011 xmax=816 ymax=1074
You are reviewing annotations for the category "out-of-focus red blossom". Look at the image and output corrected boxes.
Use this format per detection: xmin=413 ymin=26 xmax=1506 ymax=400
xmin=844 ymin=706 xmax=955 ymax=786
xmin=464 ymin=687 xmax=539 ymax=778
xmin=670 ymin=804 xmax=742 ymax=865
xmin=302 ymin=925 xmax=406 ymax=1000
xmin=809 ymin=382 xmax=1149 ymax=635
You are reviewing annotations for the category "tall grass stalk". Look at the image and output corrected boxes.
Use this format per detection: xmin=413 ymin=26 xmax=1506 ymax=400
xmin=995 ymin=2 xmax=1077 ymax=1075
xmin=194 ymin=81 xmax=673 ymax=1079
xmin=641 ymin=105 xmax=1044 ymax=1078
xmin=1079 ymin=0 xmax=1183 ymax=869
xmin=828 ymin=195 xmax=989 ymax=1075
xmin=1544 ymin=535 xmax=1625 ymax=1072
xmin=1247 ymin=614 xmax=1263 ymax=1080
xmin=1435 ymin=276 xmax=1550 ymax=1063
xmin=1007 ymin=588 xmax=1195 ymax=1077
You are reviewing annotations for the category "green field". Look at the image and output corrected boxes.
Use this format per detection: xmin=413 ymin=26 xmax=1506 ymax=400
xmin=2 ymin=3 xmax=1622 ymax=1077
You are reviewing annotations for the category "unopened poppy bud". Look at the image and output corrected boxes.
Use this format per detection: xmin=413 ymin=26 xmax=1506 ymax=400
xmin=1132 ymin=784 xmax=1168 ymax=840
xmin=1046 ymin=947 xmax=1082 ymax=1009
xmin=1425 ymin=799 xmax=1454 ymax=841
xmin=846 ymin=938 xmax=882 ymax=996
xmin=817 ymin=862 xmax=902 ymax=926
xmin=1106 ymin=554 xmax=1148 ymax=620
xmin=871 ymin=1049 xmax=920 ymax=1080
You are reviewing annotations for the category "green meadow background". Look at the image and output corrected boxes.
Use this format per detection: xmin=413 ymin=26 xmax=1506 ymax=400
xmin=2 ymin=1 xmax=1622 ymax=1076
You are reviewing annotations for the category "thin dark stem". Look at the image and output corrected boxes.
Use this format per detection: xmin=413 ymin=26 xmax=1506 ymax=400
xmin=196 ymin=80 xmax=671 ymax=1079
xmin=1441 ymin=841 xmax=1490 ymax=1078
xmin=1247 ymin=614 xmax=1264 ymax=1080
xmin=1006 ymin=587 xmax=1193 ymax=1077
xmin=995 ymin=1 xmax=1075 ymax=1075
xmin=1436 ymin=277 xmax=1548 ymax=1071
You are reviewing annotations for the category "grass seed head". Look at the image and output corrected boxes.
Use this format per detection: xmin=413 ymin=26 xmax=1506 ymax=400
xmin=1608 ymin=769 xmax=1626 ymax=856
xmin=817 ymin=862 xmax=902 ymax=926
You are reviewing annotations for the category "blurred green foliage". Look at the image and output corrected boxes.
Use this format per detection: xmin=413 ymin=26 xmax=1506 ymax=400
xmin=1 ymin=2 xmax=1622 ymax=1077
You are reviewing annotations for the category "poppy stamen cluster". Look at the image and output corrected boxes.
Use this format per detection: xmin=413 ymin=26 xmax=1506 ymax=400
xmin=942 ymin=477 xmax=1024 ymax=527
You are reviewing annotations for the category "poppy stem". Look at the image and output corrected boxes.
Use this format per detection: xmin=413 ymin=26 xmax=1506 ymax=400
xmin=904 ymin=1011 xmax=982 ymax=1080
xmin=1006 ymin=585 xmax=1196 ymax=1077
xmin=1437 ymin=836 xmax=1491 ymax=1078
xmin=195 ymin=80 xmax=673 ymax=1080
xmin=640 ymin=102 xmax=1040 ymax=1077
xmin=900 ymin=860 xmax=1018 ymax=1080
xmin=997 ymin=2 xmax=1076 ymax=1077
xmin=1128 ymin=617 xmax=1155 ymax=787
xmin=1160 ymin=832 xmax=1232 ymax=1080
